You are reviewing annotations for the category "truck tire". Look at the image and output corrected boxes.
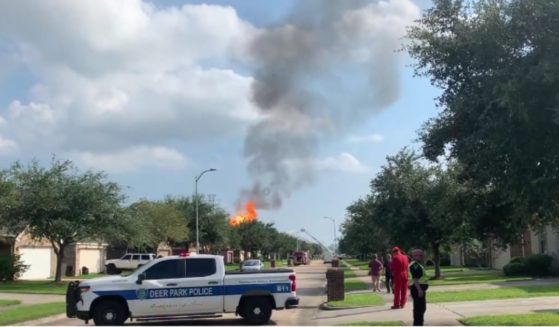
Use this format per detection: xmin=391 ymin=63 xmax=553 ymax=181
xmin=93 ymin=299 xmax=127 ymax=326
xmin=106 ymin=264 xmax=117 ymax=275
xmin=241 ymin=297 xmax=272 ymax=325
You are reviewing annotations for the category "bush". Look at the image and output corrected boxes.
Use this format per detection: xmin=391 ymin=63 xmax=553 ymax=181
xmin=503 ymin=254 xmax=553 ymax=277
xmin=0 ymin=254 xmax=28 ymax=280
xmin=525 ymin=254 xmax=553 ymax=276
xmin=503 ymin=262 xmax=527 ymax=276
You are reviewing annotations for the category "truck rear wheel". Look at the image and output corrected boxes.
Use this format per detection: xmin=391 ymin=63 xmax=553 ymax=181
xmin=93 ymin=299 xmax=127 ymax=325
xmin=241 ymin=297 xmax=272 ymax=325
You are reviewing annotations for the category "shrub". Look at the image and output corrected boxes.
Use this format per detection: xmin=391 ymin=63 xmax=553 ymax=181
xmin=0 ymin=254 xmax=28 ymax=280
xmin=503 ymin=254 xmax=553 ymax=277
xmin=510 ymin=256 xmax=526 ymax=264
xmin=525 ymin=254 xmax=553 ymax=276
xmin=503 ymin=262 xmax=527 ymax=276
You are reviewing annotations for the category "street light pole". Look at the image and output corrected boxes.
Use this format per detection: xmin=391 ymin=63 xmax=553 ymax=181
xmin=195 ymin=168 xmax=216 ymax=254
xmin=323 ymin=216 xmax=337 ymax=255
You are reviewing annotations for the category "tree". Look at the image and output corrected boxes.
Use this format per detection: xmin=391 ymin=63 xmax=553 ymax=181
xmin=407 ymin=0 xmax=559 ymax=244
xmin=368 ymin=149 xmax=468 ymax=278
xmin=166 ymin=196 xmax=229 ymax=252
xmin=127 ymin=200 xmax=188 ymax=251
xmin=0 ymin=160 xmax=124 ymax=282
xmin=339 ymin=197 xmax=391 ymax=259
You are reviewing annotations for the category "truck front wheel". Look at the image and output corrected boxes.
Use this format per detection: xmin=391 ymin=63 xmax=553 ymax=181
xmin=93 ymin=299 xmax=127 ymax=326
xmin=241 ymin=297 xmax=272 ymax=325
xmin=106 ymin=264 xmax=118 ymax=275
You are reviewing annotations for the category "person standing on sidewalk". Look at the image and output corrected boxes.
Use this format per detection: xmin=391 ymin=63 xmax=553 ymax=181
xmin=383 ymin=253 xmax=393 ymax=293
xmin=368 ymin=254 xmax=383 ymax=292
xmin=389 ymin=246 xmax=409 ymax=309
xmin=409 ymin=249 xmax=429 ymax=326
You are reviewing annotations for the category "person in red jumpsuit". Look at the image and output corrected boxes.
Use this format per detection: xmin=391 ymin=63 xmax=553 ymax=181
xmin=389 ymin=246 xmax=410 ymax=309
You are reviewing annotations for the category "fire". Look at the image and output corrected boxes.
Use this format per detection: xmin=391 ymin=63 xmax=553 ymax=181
xmin=229 ymin=201 xmax=257 ymax=227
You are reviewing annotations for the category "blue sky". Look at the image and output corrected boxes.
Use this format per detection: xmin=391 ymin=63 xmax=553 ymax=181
xmin=0 ymin=0 xmax=439 ymax=247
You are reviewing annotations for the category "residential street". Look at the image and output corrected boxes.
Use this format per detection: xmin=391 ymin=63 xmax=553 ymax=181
xmin=4 ymin=262 xmax=559 ymax=326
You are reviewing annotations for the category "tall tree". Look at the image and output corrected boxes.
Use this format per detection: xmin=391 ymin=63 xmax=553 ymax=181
xmin=407 ymin=0 xmax=559 ymax=244
xmin=127 ymin=200 xmax=188 ymax=250
xmin=166 ymin=196 xmax=229 ymax=252
xmin=370 ymin=150 xmax=467 ymax=278
xmin=339 ymin=197 xmax=391 ymax=259
xmin=0 ymin=160 xmax=124 ymax=282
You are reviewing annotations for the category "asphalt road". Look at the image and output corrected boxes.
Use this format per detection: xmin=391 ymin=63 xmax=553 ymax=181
xmin=45 ymin=260 xmax=327 ymax=326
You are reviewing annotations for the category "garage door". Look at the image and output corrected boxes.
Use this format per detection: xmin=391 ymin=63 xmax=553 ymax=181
xmin=19 ymin=248 xmax=52 ymax=280
xmin=79 ymin=249 xmax=103 ymax=274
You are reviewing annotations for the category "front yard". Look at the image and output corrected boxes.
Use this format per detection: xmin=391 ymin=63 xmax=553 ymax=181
xmin=0 ymin=302 xmax=65 ymax=326
xmin=0 ymin=281 xmax=68 ymax=295
xmin=461 ymin=313 xmax=559 ymax=326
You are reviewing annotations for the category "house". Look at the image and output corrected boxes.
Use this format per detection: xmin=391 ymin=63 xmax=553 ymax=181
xmin=0 ymin=227 xmax=107 ymax=279
xmin=450 ymin=225 xmax=559 ymax=269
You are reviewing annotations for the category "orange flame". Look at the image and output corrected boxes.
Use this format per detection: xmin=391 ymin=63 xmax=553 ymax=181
xmin=229 ymin=201 xmax=257 ymax=227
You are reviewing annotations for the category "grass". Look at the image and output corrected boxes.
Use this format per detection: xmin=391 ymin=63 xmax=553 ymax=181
xmin=76 ymin=273 xmax=106 ymax=280
xmin=430 ymin=273 xmax=532 ymax=286
xmin=329 ymin=292 xmax=385 ymax=308
xmin=344 ymin=259 xmax=370 ymax=270
xmin=429 ymin=284 xmax=559 ymax=303
xmin=344 ymin=279 xmax=369 ymax=292
xmin=339 ymin=321 xmax=404 ymax=326
xmin=0 ymin=281 xmax=68 ymax=295
xmin=0 ymin=299 xmax=20 ymax=306
xmin=461 ymin=313 xmax=559 ymax=326
xmin=0 ymin=302 xmax=65 ymax=325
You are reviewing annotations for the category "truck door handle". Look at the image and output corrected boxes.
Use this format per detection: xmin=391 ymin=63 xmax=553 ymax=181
xmin=208 ymin=281 xmax=219 ymax=285
xmin=166 ymin=283 xmax=178 ymax=286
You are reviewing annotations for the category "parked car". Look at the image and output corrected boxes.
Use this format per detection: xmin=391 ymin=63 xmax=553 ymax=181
xmin=241 ymin=259 xmax=263 ymax=271
xmin=105 ymin=253 xmax=156 ymax=274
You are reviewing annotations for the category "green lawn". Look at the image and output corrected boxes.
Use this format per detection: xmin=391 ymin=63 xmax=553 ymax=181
xmin=339 ymin=321 xmax=403 ymax=326
xmin=461 ymin=313 xmax=559 ymax=326
xmin=426 ymin=267 xmax=470 ymax=274
xmin=430 ymin=273 xmax=532 ymax=286
xmin=0 ymin=302 xmax=65 ymax=325
xmin=344 ymin=279 xmax=370 ymax=292
xmin=343 ymin=259 xmax=369 ymax=269
xmin=0 ymin=299 xmax=20 ymax=306
xmin=328 ymin=292 xmax=385 ymax=308
xmin=0 ymin=281 xmax=68 ymax=295
xmin=343 ymin=269 xmax=357 ymax=279
xmin=430 ymin=284 xmax=559 ymax=303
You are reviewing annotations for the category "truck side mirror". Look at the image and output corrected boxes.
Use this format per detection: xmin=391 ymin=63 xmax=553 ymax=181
xmin=136 ymin=273 xmax=146 ymax=285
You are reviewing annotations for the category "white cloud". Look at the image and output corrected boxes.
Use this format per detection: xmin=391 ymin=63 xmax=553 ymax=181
xmin=0 ymin=136 xmax=18 ymax=155
xmin=348 ymin=133 xmax=384 ymax=144
xmin=315 ymin=153 xmax=371 ymax=174
xmin=75 ymin=146 xmax=189 ymax=174
xmin=0 ymin=1 xmax=260 ymax=155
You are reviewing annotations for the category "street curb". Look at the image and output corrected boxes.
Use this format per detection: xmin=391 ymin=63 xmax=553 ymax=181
xmin=14 ymin=313 xmax=67 ymax=326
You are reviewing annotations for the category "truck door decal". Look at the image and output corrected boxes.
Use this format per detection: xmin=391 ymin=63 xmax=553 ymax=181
xmin=94 ymin=283 xmax=292 ymax=300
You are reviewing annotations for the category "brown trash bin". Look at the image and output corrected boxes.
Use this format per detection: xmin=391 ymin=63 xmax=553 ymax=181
xmin=326 ymin=268 xmax=344 ymax=301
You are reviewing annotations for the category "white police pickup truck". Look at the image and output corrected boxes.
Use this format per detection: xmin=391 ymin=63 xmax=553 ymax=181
xmin=66 ymin=254 xmax=299 ymax=325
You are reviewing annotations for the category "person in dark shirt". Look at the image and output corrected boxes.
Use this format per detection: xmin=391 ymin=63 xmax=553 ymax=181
xmin=409 ymin=249 xmax=429 ymax=326
xmin=383 ymin=253 xmax=393 ymax=293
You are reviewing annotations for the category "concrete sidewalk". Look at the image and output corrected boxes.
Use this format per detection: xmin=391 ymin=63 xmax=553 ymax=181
xmin=331 ymin=262 xmax=559 ymax=325
xmin=315 ymin=296 xmax=559 ymax=326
